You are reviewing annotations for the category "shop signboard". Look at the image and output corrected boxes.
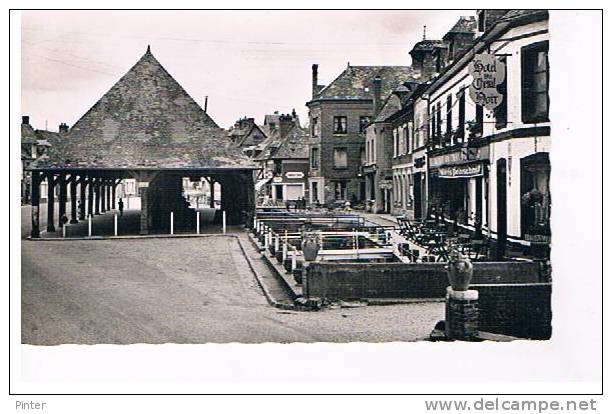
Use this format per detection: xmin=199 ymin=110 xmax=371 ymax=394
xmin=285 ymin=172 xmax=304 ymax=179
xmin=439 ymin=163 xmax=483 ymax=178
xmin=469 ymin=54 xmax=506 ymax=111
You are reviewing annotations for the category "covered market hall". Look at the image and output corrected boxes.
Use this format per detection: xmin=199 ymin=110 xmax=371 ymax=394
xmin=27 ymin=46 xmax=256 ymax=238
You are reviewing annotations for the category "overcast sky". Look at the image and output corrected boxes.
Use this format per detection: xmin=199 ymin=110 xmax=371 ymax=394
xmin=21 ymin=10 xmax=467 ymax=131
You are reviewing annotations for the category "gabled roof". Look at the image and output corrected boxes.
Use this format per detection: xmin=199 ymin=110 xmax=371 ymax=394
xmin=311 ymin=65 xmax=420 ymax=102
xmin=444 ymin=15 xmax=477 ymax=38
xmin=236 ymin=123 xmax=267 ymax=147
xmin=21 ymin=123 xmax=39 ymax=145
xmin=271 ymin=125 xmax=309 ymax=160
xmin=373 ymin=94 xmax=403 ymax=123
xmin=410 ymin=39 xmax=447 ymax=53
xmin=35 ymin=47 xmax=254 ymax=170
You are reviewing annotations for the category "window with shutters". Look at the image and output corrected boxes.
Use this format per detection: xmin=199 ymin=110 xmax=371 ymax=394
xmin=521 ymin=41 xmax=549 ymax=123
xmin=495 ymin=56 xmax=508 ymax=128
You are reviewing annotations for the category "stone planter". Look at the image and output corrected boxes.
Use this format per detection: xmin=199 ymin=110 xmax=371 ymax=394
xmin=445 ymin=251 xmax=473 ymax=291
xmin=301 ymin=233 xmax=320 ymax=262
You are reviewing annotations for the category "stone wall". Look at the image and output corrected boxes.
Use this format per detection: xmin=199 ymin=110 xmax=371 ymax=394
xmin=475 ymin=283 xmax=552 ymax=339
xmin=304 ymin=261 xmax=544 ymax=300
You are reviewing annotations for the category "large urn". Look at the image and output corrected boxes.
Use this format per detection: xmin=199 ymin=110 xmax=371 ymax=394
xmin=445 ymin=250 xmax=474 ymax=291
xmin=301 ymin=232 xmax=320 ymax=262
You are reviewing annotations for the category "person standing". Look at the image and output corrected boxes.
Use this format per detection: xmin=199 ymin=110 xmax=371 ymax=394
xmin=118 ymin=198 xmax=124 ymax=216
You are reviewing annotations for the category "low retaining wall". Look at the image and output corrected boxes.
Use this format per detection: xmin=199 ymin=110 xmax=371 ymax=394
xmin=304 ymin=261 xmax=544 ymax=300
xmin=475 ymin=283 xmax=552 ymax=339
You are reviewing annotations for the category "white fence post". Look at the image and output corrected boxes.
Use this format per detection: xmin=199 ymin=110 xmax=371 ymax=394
xmin=170 ymin=211 xmax=174 ymax=235
xmin=62 ymin=224 xmax=66 ymax=238
xmin=196 ymin=211 xmax=200 ymax=234
xmin=114 ymin=214 xmax=118 ymax=236
xmin=222 ymin=211 xmax=227 ymax=234
xmin=88 ymin=214 xmax=92 ymax=237
xmin=291 ymin=248 xmax=297 ymax=271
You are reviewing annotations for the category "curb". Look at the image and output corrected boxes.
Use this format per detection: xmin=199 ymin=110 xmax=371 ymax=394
xmin=27 ymin=233 xmax=237 ymax=241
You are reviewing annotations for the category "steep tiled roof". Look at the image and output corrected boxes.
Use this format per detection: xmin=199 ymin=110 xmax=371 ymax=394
xmin=445 ymin=16 xmax=477 ymax=35
xmin=410 ymin=39 xmax=447 ymax=52
xmin=500 ymin=9 xmax=548 ymax=22
xmin=21 ymin=123 xmax=39 ymax=145
xmin=373 ymin=94 xmax=403 ymax=123
xmin=34 ymin=47 xmax=254 ymax=170
xmin=312 ymin=65 xmax=420 ymax=101
xmin=271 ymin=125 xmax=309 ymax=160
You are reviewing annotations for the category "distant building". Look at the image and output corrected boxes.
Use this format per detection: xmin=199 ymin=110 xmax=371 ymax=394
xmin=21 ymin=116 xmax=54 ymax=204
xmin=254 ymin=112 xmax=309 ymax=205
xmin=307 ymin=63 xmax=419 ymax=206
xmin=228 ymin=117 xmax=268 ymax=150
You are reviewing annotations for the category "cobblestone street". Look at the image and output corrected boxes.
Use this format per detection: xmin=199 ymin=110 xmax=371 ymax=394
xmin=21 ymin=223 xmax=443 ymax=344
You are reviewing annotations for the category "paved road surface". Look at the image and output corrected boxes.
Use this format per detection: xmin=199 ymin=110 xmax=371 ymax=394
xmin=21 ymin=211 xmax=444 ymax=344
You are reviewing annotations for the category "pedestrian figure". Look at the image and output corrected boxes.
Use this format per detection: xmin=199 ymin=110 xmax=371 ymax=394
xmin=77 ymin=199 xmax=82 ymax=215
xmin=118 ymin=198 xmax=124 ymax=216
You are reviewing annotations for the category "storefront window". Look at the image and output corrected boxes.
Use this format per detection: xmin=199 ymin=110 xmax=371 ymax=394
xmin=520 ymin=153 xmax=551 ymax=238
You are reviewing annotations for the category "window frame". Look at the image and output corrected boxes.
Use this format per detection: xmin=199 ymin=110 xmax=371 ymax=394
xmin=333 ymin=116 xmax=348 ymax=135
xmin=521 ymin=41 xmax=550 ymax=124
xmin=332 ymin=147 xmax=348 ymax=169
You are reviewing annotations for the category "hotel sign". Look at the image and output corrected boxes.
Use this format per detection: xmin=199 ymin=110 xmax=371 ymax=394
xmin=439 ymin=163 xmax=483 ymax=178
xmin=469 ymin=54 xmax=505 ymax=111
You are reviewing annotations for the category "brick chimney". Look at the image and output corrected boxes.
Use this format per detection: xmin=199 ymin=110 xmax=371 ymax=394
xmin=59 ymin=123 xmax=69 ymax=133
xmin=22 ymin=115 xmax=30 ymax=125
xmin=279 ymin=114 xmax=295 ymax=138
xmin=373 ymin=76 xmax=382 ymax=117
xmin=312 ymin=64 xmax=319 ymax=98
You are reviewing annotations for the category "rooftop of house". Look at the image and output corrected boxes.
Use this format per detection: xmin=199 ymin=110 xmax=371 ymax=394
xmin=445 ymin=15 xmax=478 ymax=37
xmin=410 ymin=39 xmax=447 ymax=53
xmin=31 ymin=46 xmax=255 ymax=170
xmin=311 ymin=65 xmax=421 ymax=102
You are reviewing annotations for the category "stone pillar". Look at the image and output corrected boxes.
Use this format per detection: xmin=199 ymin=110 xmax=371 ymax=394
xmin=209 ymin=179 xmax=215 ymax=208
xmin=139 ymin=182 xmax=150 ymax=235
xmin=445 ymin=287 xmax=479 ymax=341
xmin=46 ymin=174 xmax=56 ymax=232
xmin=94 ymin=178 xmax=101 ymax=215
xmin=100 ymin=180 xmax=106 ymax=213
xmin=79 ymin=176 xmax=87 ymax=220
xmin=70 ymin=176 xmax=78 ymax=223
xmin=106 ymin=182 xmax=111 ymax=211
xmin=88 ymin=177 xmax=94 ymax=217
xmin=30 ymin=171 xmax=41 ymax=238
xmin=58 ymin=174 xmax=67 ymax=228
xmin=111 ymin=182 xmax=117 ymax=210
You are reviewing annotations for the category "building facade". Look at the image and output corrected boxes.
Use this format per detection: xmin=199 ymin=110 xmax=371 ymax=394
xmin=307 ymin=64 xmax=418 ymax=206
xmin=423 ymin=10 xmax=550 ymax=257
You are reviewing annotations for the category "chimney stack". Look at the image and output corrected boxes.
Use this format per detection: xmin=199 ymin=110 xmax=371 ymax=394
xmin=59 ymin=123 xmax=69 ymax=133
xmin=373 ymin=76 xmax=382 ymax=117
xmin=22 ymin=115 xmax=30 ymax=125
xmin=312 ymin=64 xmax=319 ymax=98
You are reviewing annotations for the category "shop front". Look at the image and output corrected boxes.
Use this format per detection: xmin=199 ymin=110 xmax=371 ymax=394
xmin=428 ymin=145 xmax=489 ymax=232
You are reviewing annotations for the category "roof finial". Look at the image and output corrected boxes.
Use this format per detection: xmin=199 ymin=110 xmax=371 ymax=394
xmin=146 ymin=45 xmax=151 ymax=54
xmin=423 ymin=25 xmax=427 ymax=40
